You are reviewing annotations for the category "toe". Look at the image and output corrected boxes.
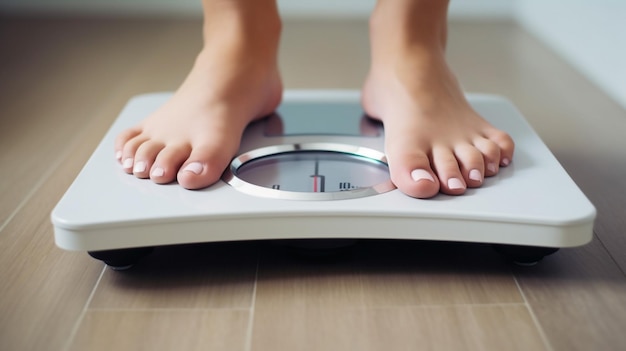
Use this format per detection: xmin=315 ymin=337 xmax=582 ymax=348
xmin=177 ymin=144 xmax=234 ymax=190
xmin=121 ymin=135 xmax=148 ymax=174
xmin=114 ymin=127 xmax=141 ymax=162
xmin=454 ymin=144 xmax=485 ymax=188
xmin=133 ymin=140 xmax=165 ymax=179
xmin=387 ymin=150 xmax=440 ymax=199
xmin=473 ymin=137 xmax=501 ymax=177
xmin=486 ymin=129 xmax=515 ymax=167
xmin=151 ymin=144 xmax=191 ymax=184
xmin=432 ymin=146 xmax=467 ymax=196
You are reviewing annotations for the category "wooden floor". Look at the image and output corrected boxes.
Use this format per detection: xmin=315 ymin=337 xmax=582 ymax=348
xmin=1 ymin=16 xmax=625 ymax=351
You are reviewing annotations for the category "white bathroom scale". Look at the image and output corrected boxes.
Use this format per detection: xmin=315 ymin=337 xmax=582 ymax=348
xmin=51 ymin=90 xmax=596 ymax=268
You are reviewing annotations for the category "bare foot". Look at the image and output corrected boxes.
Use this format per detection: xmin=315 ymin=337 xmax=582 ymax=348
xmin=362 ymin=0 xmax=514 ymax=198
xmin=114 ymin=1 xmax=282 ymax=189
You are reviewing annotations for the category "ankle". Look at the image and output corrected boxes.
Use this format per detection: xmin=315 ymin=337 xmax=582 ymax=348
xmin=369 ymin=0 xmax=448 ymax=53
xmin=199 ymin=9 xmax=281 ymax=70
xmin=202 ymin=0 xmax=282 ymax=43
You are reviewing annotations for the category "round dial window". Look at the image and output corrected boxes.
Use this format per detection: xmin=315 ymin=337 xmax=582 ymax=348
xmin=223 ymin=143 xmax=395 ymax=200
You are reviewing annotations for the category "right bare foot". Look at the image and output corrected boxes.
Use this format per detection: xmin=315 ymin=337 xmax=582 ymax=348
xmin=114 ymin=0 xmax=283 ymax=189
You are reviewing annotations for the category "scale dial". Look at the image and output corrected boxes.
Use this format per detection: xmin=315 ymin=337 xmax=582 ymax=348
xmin=223 ymin=143 xmax=395 ymax=200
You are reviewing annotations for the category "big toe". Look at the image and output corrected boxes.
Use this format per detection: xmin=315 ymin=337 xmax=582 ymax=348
xmin=387 ymin=151 xmax=440 ymax=199
xmin=177 ymin=145 xmax=234 ymax=190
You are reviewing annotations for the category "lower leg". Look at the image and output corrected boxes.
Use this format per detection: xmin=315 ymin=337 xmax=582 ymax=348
xmin=363 ymin=0 xmax=514 ymax=198
xmin=115 ymin=0 xmax=282 ymax=189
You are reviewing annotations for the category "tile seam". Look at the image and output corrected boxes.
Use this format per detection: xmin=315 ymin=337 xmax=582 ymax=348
xmin=62 ymin=265 xmax=107 ymax=351
xmin=513 ymin=275 xmax=554 ymax=351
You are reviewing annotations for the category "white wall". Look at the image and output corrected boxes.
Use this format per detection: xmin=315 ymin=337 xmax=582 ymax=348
xmin=275 ymin=0 xmax=514 ymax=19
xmin=516 ymin=0 xmax=626 ymax=110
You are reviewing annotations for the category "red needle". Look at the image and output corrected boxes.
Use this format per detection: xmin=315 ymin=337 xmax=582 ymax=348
xmin=313 ymin=176 xmax=318 ymax=192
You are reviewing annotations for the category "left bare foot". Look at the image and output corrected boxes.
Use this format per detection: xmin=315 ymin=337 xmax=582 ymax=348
xmin=362 ymin=0 xmax=514 ymax=198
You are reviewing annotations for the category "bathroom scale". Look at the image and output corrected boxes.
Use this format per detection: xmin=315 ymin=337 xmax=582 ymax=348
xmin=51 ymin=90 xmax=596 ymax=268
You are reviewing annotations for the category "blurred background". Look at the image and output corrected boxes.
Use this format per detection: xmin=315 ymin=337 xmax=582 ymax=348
xmin=0 ymin=0 xmax=624 ymax=110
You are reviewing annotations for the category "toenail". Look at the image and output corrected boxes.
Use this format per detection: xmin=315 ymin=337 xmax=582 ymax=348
xmin=122 ymin=158 xmax=133 ymax=168
xmin=151 ymin=167 xmax=164 ymax=177
xmin=411 ymin=169 xmax=435 ymax=182
xmin=115 ymin=150 xmax=122 ymax=160
xmin=183 ymin=162 xmax=204 ymax=175
xmin=448 ymin=178 xmax=465 ymax=190
xmin=487 ymin=163 xmax=497 ymax=173
xmin=133 ymin=161 xmax=146 ymax=173
xmin=501 ymin=158 xmax=510 ymax=166
xmin=469 ymin=169 xmax=482 ymax=182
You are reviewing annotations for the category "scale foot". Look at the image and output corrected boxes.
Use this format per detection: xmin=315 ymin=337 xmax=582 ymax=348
xmin=88 ymin=247 xmax=154 ymax=270
xmin=108 ymin=264 xmax=135 ymax=271
xmin=492 ymin=244 xmax=559 ymax=266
